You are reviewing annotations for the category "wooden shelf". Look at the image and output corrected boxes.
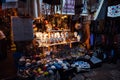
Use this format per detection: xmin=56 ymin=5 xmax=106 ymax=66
xmin=49 ymin=29 xmax=70 ymax=32
xmin=38 ymin=41 xmax=79 ymax=47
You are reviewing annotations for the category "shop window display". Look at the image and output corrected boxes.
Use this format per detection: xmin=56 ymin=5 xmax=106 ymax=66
xmin=16 ymin=15 xmax=103 ymax=80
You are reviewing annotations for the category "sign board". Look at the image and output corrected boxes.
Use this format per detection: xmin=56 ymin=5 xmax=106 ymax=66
xmin=11 ymin=16 xmax=33 ymax=41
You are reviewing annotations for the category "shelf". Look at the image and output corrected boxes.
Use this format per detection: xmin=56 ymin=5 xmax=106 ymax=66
xmin=38 ymin=41 xmax=79 ymax=47
xmin=49 ymin=29 xmax=70 ymax=32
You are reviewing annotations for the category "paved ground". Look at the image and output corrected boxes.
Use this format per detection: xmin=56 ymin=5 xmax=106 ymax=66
xmin=0 ymin=51 xmax=120 ymax=80
xmin=0 ymin=51 xmax=17 ymax=80
xmin=72 ymin=62 xmax=120 ymax=80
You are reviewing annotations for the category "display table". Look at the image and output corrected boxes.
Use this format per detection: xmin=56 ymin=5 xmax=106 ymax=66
xmin=17 ymin=54 xmax=92 ymax=80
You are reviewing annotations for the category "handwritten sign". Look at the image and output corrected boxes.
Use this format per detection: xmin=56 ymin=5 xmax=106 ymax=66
xmin=11 ymin=16 xmax=33 ymax=41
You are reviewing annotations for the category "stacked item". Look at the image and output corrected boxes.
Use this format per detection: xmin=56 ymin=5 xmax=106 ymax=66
xmin=17 ymin=56 xmax=71 ymax=80
xmin=17 ymin=56 xmax=54 ymax=80
xmin=71 ymin=61 xmax=90 ymax=72
xmin=16 ymin=45 xmax=105 ymax=80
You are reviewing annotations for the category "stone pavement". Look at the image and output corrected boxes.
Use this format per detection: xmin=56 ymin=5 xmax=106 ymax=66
xmin=0 ymin=51 xmax=17 ymax=80
xmin=0 ymin=50 xmax=120 ymax=80
xmin=72 ymin=62 xmax=120 ymax=80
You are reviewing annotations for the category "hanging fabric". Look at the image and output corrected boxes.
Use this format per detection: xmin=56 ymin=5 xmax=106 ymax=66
xmin=90 ymin=33 xmax=94 ymax=47
xmin=43 ymin=0 xmax=61 ymax=5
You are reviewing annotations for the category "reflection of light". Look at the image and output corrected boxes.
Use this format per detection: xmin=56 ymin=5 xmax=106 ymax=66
xmin=34 ymin=0 xmax=38 ymax=18
xmin=33 ymin=24 xmax=36 ymax=28
xmin=61 ymin=15 xmax=67 ymax=19
xmin=93 ymin=0 xmax=104 ymax=20
xmin=80 ymin=13 xmax=88 ymax=16
xmin=36 ymin=17 xmax=40 ymax=19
